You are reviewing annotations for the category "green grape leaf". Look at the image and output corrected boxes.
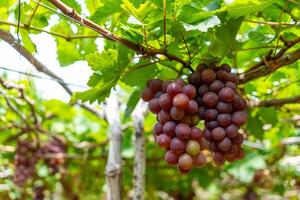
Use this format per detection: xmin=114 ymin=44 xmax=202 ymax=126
xmin=209 ymin=17 xmax=243 ymax=58
xmin=125 ymin=90 xmax=141 ymax=118
xmin=20 ymin=30 xmax=36 ymax=53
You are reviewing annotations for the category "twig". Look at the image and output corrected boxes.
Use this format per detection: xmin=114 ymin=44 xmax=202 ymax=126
xmin=231 ymin=46 xmax=281 ymax=52
xmin=27 ymin=0 xmax=41 ymax=27
xmin=244 ymin=19 xmax=299 ymax=27
xmin=163 ymin=0 xmax=167 ymax=47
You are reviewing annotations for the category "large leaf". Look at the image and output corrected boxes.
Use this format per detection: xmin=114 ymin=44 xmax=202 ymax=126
xmin=209 ymin=17 xmax=243 ymax=58
xmin=72 ymin=49 xmax=123 ymax=103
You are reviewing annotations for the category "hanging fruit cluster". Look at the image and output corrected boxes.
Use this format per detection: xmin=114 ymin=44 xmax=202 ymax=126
xmin=141 ymin=63 xmax=247 ymax=173
xmin=13 ymin=139 xmax=65 ymax=186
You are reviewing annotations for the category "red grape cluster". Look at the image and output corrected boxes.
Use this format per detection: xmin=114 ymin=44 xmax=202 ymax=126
xmin=34 ymin=186 xmax=45 ymax=200
xmin=142 ymin=79 xmax=209 ymax=173
xmin=141 ymin=63 xmax=248 ymax=173
xmin=37 ymin=139 xmax=65 ymax=174
xmin=14 ymin=140 xmax=38 ymax=186
xmin=14 ymin=139 xmax=65 ymax=186
xmin=189 ymin=63 xmax=247 ymax=165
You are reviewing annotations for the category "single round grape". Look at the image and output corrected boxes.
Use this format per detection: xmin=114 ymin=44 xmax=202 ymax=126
xmin=193 ymin=152 xmax=207 ymax=167
xmin=201 ymin=69 xmax=216 ymax=84
xmin=178 ymin=115 xmax=192 ymax=126
xmin=196 ymin=63 xmax=207 ymax=72
xmin=163 ymin=121 xmax=176 ymax=136
xmin=228 ymin=73 xmax=239 ymax=84
xmin=173 ymin=94 xmax=189 ymax=109
xmin=205 ymin=120 xmax=218 ymax=130
xmin=153 ymin=123 xmax=163 ymax=136
xmin=148 ymin=79 xmax=162 ymax=93
xmin=211 ymin=127 xmax=226 ymax=141
xmin=187 ymin=100 xmax=198 ymax=114
xmin=209 ymin=80 xmax=224 ymax=93
xmin=203 ymin=128 xmax=212 ymax=141
xmin=232 ymin=95 xmax=242 ymax=110
xmin=232 ymin=111 xmax=247 ymax=126
xmin=158 ymin=110 xmax=171 ymax=124
xmin=213 ymin=152 xmax=225 ymax=165
xmin=200 ymin=137 xmax=210 ymax=150
xmin=225 ymin=124 xmax=239 ymax=138
xmin=177 ymin=165 xmax=191 ymax=174
xmin=159 ymin=93 xmax=172 ymax=110
xmin=165 ymin=151 xmax=179 ymax=165
xmin=204 ymin=109 xmax=218 ymax=121
xmin=221 ymin=64 xmax=231 ymax=72
xmin=186 ymin=140 xmax=200 ymax=156
xmin=190 ymin=127 xmax=203 ymax=141
xmin=148 ymin=98 xmax=161 ymax=114
xmin=175 ymin=123 xmax=191 ymax=139
xmin=217 ymin=114 xmax=232 ymax=127
xmin=170 ymin=137 xmax=185 ymax=154
xmin=175 ymin=79 xmax=185 ymax=87
xmin=218 ymin=87 xmax=235 ymax=102
xmin=216 ymin=101 xmax=232 ymax=113
xmin=198 ymin=106 xmax=205 ymax=119
xmin=225 ymin=81 xmax=236 ymax=90
xmin=170 ymin=106 xmax=185 ymax=120
xmin=203 ymin=92 xmax=219 ymax=107
xmin=141 ymin=88 xmax=154 ymax=102
xmin=238 ymin=99 xmax=247 ymax=110
xmin=235 ymin=148 xmax=245 ymax=159
xmin=182 ymin=84 xmax=196 ymax=99
xmin=190 ymin=71 xmax=202 ymax=86
xmin=190 ymin=114 xmax=200 ymax=126
xmin=217 ymin=137 xmax=232 ymax=151
xmin=167 ymin=82 xmax=182 ymax=96
xmin=216 ymin=70 xmax=229 ymax=82
xmin=231 ymin=134 xmax=244 ymax=145
xmin=225 ymin=144 xmax=238 ymax=157
xmin=178 ymin=153 xmax=193 ymax=170
xmin=156 ymin=134 xmax=171 ymax=149
xmin=161 ymin=80 xmax=172 ymax=92
xmin=209 ymin=142 xmax=218 ymax=152
xmin=198 ymin=84 xmax=208 ymax=96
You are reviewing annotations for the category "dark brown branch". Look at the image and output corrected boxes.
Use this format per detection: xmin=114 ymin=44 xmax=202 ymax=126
xmin=252 ymin=95 xmax=300 ymax=107
xmin=239 ymin=48 xmax=300 ymax=83
xmin=47 ymin=0 xmax=189 ymax=68
xmin=0 ymin=28 xmax=102 ymax=118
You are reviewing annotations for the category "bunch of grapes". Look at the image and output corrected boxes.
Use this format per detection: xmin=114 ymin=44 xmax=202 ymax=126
xmin=141 ymin=63 xmax=248 ymax=173
xmin=37 ymin=139 xmax=65 ymax=174
xmin=188 ymin=63 xmax=247 ymax=165
xmin=14 ymin=140 xmax=38 ymax=186
xmin=33 ymin=186 xmax=45 ymax=200
xmin=142 ymin=79 xmax=209 ymax=173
